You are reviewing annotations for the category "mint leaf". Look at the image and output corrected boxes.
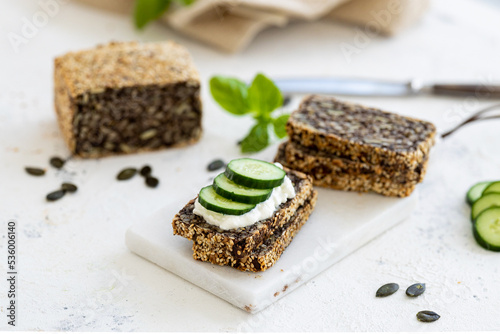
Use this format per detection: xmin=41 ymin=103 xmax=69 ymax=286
xmin=272 ymin=114 xmax=289 ymax=139
xmin=248 ymin=73 xmax=283 ymax=115
xmin=210 ymin=76 xmax=249 ymax=115
xmin=134 ymin=0 xmax=171 ymax=29
xmin=240 ymin=121 xmax=269 ymax=153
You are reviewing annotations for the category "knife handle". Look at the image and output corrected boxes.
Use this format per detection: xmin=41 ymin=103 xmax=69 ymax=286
xmin=431 ymin=84 xmax=500 ymax=98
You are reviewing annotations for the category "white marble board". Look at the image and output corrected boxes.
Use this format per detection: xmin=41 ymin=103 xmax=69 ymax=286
xmin=126 ymin=186 xmax=417 ymax=313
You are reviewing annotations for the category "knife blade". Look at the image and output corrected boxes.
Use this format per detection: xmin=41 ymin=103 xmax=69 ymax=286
xmin=273 ymin=77 xmax=500 ymax=98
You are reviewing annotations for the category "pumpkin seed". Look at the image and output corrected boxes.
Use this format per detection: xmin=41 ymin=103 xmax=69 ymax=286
xmin=376 ymin=283 xmax=399 ymax=297
xmin=406 ymin=283 xmax=426 ymax=297
xmin=140 ymin=165 xmax=152 ymax=177
xmin=61 ymin=183 xmax=78 ymax=193
xmin=416 ymin=310 xmax=440 ymax=322
xmin=207 ymin=159 xmax=225 ymax=171
xmin=283 ymin=95 xmax=291 ymax=107
xmin=25 ymin=167 xmax=45 ymax=176
xmin=117 ymin=168 xmax=137 ymax=180
xmin=46 ymin=189 xmax=66 ymax=201
xmin=49 ymin=156 xmax=65 ymax=169
xmin=145 ymin=176 xmax=159 ymax=188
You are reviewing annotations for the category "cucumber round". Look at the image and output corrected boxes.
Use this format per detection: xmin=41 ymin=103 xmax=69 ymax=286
xmin=198 ymin=186 xmax=255 ymax=215
xmin=466 ymin=181 xmax=493 ymax=206
xmin=225 ymin=158 xmax=285 ymax=189
xmin=482 ymin=181 xmax=500 ymax=197
xmin=473 ymin=206 xmax=500 ymax=252
xmin=213 ymin=174 xmax=272 ymax=204
xmin=471 ymin=192 xmax=500 ymax=221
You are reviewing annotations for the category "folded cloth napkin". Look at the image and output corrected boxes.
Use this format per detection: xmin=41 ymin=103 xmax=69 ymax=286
xmin=77 ymin=0 xmax=429 ymax=52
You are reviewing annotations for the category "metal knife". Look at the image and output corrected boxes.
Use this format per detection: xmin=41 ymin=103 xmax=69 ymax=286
xmin=273 ymin=77 xmax=500 ymax=98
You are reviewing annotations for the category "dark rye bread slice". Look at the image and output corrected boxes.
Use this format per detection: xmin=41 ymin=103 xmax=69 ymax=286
xmin=54 ymin=41 xmax=202 ymax=158
xmin=172 ymin=169 xmax=314 ymax=264
xmin=287 ymin=95 xmax=436 ymax=168
xmin=275 ymin=143 xmax=426 ymax=197
xmin=193 ymin=189 xmax=317 ymax=272
xmin=283 ymin=140 xmax=428 ymax=183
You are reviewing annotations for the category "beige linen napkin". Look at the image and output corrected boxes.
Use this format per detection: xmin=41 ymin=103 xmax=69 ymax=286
xmin=77 ymin=0 xmax=429 ymax=52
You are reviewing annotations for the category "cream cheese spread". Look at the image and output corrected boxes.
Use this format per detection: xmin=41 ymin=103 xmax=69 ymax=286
xmin=193 ymin=171 xmax=295 ymax=230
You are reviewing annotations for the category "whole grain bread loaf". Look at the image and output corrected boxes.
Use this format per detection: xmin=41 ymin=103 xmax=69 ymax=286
xmin=54 ymin=41 xmax=202 ymax=158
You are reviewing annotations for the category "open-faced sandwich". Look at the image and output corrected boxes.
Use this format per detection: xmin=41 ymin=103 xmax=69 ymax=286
xmin=172 ymin=158 xmax=317 ymax=272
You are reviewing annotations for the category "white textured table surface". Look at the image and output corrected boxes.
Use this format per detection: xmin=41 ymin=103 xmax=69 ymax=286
xmin=1 ymin=0 xmax=500 ymax=331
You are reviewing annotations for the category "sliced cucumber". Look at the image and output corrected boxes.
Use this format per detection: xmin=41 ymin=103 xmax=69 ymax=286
xmin=482 ymin=181 xmax=500 ymax=196
xmin=466 ymin=181 xmax=493 ymax=205
xmin=213 ymin=174 xmax=272 ymax=204
xmin=473 ymin=206 xmax=500 ymax=252
xmin=225 ymin=158 xmax=285 ymax=189
xmin=198 ymin=186 xmax=255 ymax=215
xmin=471 ymin=193 xmax=500 ymax=221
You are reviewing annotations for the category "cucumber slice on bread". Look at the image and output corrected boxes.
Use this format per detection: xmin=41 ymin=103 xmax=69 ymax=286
xmin=225 ymin=158 xmax=285 ymax=189
xmin=198 ymin=186 xmax=256 ymax=215
xmin=213 ymin=174 xmax=272 ymax=204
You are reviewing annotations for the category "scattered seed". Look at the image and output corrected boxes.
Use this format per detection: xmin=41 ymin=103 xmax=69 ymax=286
xmin=61 ymin=183 xmax=78 ymax=193
xmin=416 ymin=310 xmax=440 ymax=323
xmin=46 ymin=189 xmax=66 ymax=202
xmin=376 ymin=283 xmax=399 ymax=297
xmin=25 ymin=167 xmax=45 ymax=176
xmin=140 ymin=165 xmax=152 ymax=177
xmin=117 ymin=168 xmax=137 ymax=181
xmin=207 ymin=159 xmax=225 ymax=171
xmin=49 ymin=156 xmax=65 ymax=169
xmin=406 ymin=283 xmax=426 ymax=297
xmin=283 ymin=95 xmax=291 ymax=107
xmin=145 ymin=176 xmax=159 ymax=188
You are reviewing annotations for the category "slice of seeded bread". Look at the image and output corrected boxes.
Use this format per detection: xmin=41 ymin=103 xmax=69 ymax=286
xmin=283 ymin=140 xmax=428 ymax=183
xmin=275 ymin=142 xmax=426 ymax=197
xmin=287 ymin=95 xmax=436 ymax=169
xmin=172 ymin=168 xmax=314 ymax=267
xmin=193 ymin=189 xmax=317 ymax=272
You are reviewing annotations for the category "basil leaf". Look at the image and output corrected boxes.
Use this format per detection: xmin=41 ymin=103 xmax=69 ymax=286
xmin=248 ymin=73 xmax=283 ymax=115
xmin=272 ymin=114 xmax=289 ymax=139
xmin=240 ymin=121 xmax=270 ymax=153
xmin=134 ymin=0 xmax=171 ymax=29
xmin=210 ymin=76 xmax=250 ymax=115
xmin=175 ymin=0 xmax=196 ymax=4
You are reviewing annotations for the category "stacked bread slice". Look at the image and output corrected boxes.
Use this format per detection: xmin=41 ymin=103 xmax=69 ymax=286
xmin=275 ymin=95 xmax=436 ymax=197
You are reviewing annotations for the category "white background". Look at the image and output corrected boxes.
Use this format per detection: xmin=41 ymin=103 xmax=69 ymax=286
xmin=0 ymin=0 xmax=499 ymax=331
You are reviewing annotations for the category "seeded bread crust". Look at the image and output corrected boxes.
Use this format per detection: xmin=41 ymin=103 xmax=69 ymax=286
xmin=172 ymin=169 xmax=314 ymax=270
xmin=287 ymin=95 xmax=436 ymax=168
xmin=193 ymin=190 xmax=317 ymax=272
xmin=54 ymin=41 xmax=202 ymax=158
xmin=275 ymin=143 xmax=427 ymax=197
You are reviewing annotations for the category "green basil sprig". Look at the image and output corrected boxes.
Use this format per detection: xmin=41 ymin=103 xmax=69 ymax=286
xmin=134 ymin=0 xmax=195 ymax=29
xmin=210 ymin=73 xmax=289 ymax=153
